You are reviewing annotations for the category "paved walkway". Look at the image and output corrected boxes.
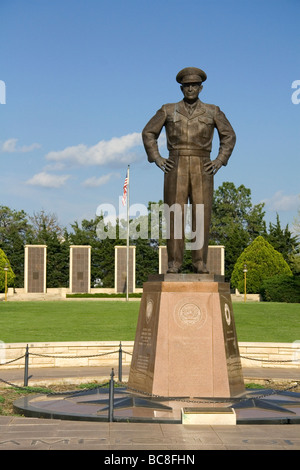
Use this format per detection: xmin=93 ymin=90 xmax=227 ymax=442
xmin=0 ymin=366 xmax=299 ymax=451
xmin=1 ymin=415 xmax=300 ymax=450
xmin=1 ymin=364 xmax=300 ymax=387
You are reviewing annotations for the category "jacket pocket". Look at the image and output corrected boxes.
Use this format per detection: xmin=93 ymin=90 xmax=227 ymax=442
xmin=166 ymin=116 xmax=184 ymax=145
xmin=197 ymin=116 xmax=214 ymax=138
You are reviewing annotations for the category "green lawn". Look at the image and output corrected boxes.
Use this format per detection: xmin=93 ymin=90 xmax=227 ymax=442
xmin=0 ymin=301 xmax=140 ymax=343
xmin=0 ymin=300 xmax=299 ymax=343
xmin=233 ymin=302 xmax=300 ymax=343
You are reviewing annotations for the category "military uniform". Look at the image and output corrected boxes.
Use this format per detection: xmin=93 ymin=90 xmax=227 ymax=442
xmin=142 ymin=68 xmax=236 ymax=273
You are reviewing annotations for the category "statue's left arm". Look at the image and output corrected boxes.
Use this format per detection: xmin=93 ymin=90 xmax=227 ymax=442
xmin=204 ymin=106 xmax=236 ymax=175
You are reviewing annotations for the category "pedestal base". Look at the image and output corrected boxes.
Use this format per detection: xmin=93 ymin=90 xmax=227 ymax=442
xmin=128 ymin=274 xmax=245 ymax=398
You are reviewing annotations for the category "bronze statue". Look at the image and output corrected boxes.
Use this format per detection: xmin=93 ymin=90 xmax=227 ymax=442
xmin=142 ymin=67 xmax=236 ymax=273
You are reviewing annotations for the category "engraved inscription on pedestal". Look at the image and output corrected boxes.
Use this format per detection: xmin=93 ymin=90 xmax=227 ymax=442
xmin=136 ymin=326 xmax=152 ymax=372
xmin=220 ymin=295 xmax=239 ymax=355
xmin=219 ymin=294 xmax=244 ymax=394
xmin=130 ymin=294 xmax=158 ymax=387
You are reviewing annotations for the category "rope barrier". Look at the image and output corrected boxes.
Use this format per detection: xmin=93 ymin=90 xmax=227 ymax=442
xmin=240 ymin=355 xmax=300 ymax=363
xmin=29 ymin=350 xmax=120 ymax=359
xmin=0 ymin=355 xmax=26 ymax=366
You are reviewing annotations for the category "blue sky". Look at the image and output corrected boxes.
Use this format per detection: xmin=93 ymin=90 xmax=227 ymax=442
xmin=1 ymin=0 xmax=299 ymax=233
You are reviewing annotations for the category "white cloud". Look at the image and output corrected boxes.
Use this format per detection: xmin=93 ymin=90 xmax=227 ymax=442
xmin=26 ymin=172 xmax=70 ymax=188
xmin=44 ymin=162 xmax=67 ymax=171
xmin=0 ymin=138 xmax=41 ymax=153
xmin=262 ymin=191 xmax=300 ymax=211
xmin=82 ymin=172 xmax=120 ymax=187
xmin=45 ymin=132 xmax=143 ymax=166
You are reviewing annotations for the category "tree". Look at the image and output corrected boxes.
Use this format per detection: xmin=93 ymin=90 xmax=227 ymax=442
xmin=290 ymin=202 xmax=300 ymax=275
xmin=209 ymin=182 xmax=266 ymax=280
xmin=134 ymin=237 xmax=158 ymax=286
xmin=293 ymin=197 xmax=300 ymax=236
xmin=231 ymin=236 xmax=292 ymax=293
xmin=266 ymin=213 xmax=299 ymax=264
xmin=0 ymin=249 xmax=15 ymax=292
xmin=0 ymin=206 xmax=33 ymax=287
xmin=29 ymin=210 xmax=65 ymax=240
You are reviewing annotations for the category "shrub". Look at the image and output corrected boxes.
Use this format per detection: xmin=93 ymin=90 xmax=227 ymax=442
xmin=260 ymin=275 xmax=300 ymax=303
xmin=231 ymin=236 xmax=292 ymax=293
xmin=0 ymin=249 xmax=15 ymax=292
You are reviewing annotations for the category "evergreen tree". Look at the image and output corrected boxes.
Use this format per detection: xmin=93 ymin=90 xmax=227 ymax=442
xmin=0 ymin=248 xmax=15 ymax=292
xmin=231 ymin=236 xmax=292 ymax=293
xmin=266 ymin=213 xmax=299 ymax=267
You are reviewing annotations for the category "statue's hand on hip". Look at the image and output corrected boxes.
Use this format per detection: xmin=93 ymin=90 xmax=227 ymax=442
xmin=204 ymin=159 xmax=223 ymax=175
xmin=155 ymin=156 xmax=175 ymax=173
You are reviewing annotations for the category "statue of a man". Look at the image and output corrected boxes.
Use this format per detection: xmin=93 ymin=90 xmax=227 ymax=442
xmin=142 ymin=67 xmax=236 ymax=274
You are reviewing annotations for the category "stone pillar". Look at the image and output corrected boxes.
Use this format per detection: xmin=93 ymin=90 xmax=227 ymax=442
xmin=158 ymin=245 xmax=225 ymax=275
xmin=128 ymin=273 xmax=245 ymax=398
xmin=24 ymin=245 xmax=47 ymax=293
xmin=69 ymin=245 xmax=91 ymax=293
xmin=114 ymin=245 xmax=136 ymax=293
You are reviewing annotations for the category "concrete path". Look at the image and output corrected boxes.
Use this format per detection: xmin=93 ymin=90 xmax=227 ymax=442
xmin=1 ymin=415 xmax=300 ymax=450
xmin=1 ymin=364 xmax=300 ymax=387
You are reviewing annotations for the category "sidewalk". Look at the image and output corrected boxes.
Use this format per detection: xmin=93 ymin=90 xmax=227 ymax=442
xmin=1 ymin=364 xmax=300 ymax=387
xmin=1 ymin=415 xmax=300 ymax=450
xmin=0 ymin=366 xmax=299 ymax=451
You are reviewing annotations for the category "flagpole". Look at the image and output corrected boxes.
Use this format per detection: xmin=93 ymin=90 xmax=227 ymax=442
xmin=126 ymin=165 xmax=130 ymax=302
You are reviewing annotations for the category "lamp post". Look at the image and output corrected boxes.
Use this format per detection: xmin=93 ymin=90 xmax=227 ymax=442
xmin=3 ymin=264 xmax=9 ymax=302
xmin=243 ymin=264 xmax=248 ymax=303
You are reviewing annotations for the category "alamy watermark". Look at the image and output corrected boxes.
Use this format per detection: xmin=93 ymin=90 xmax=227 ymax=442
xmin=291 ymin=80 xmax=300 ymax=105
xmin=0 ymin=80 xmax=6 ymax=104
xmin=96 ymin=199 xmax=204 ymax=250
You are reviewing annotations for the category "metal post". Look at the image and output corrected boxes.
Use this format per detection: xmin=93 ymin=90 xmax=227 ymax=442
xmin=118 ymin=342 xmax=122 ymax=383
xmin=24 ymin=344 xmax=29 ymax=386
xmin=4 ymin=264 xmax=9 ymax=302
xmin=243 ymin=264 xmax=248 ymax=303
xmin=108 ymin=368 xmax=115 ymax=422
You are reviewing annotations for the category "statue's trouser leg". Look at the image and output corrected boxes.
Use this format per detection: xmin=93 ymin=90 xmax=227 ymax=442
xmin=164 ymin=155 xmax=213 ymax=271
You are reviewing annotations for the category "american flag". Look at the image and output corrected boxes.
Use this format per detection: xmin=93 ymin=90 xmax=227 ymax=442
xmin=122 ymin=170 xmax=129 ymax=206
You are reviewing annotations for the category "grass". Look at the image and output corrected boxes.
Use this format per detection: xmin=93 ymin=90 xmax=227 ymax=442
xmin=233 ymin=302 xmax=300 ymax=343
xmin=0 ymin=300 xmax=299 ymax=343
xmin=0 ymin=301 xmax=140 ymax=342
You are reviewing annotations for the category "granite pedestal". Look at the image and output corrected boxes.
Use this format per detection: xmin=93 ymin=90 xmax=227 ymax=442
xmin=128 ymin=274 xmax=245 ymax=398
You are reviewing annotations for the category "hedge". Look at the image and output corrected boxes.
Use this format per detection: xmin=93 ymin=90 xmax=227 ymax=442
xmin=260 ymin=274 xmax=300 ymax=303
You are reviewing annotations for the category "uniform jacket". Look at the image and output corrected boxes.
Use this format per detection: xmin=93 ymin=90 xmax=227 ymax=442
xmin=142 ymin=99 xmax=236 ymax=166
